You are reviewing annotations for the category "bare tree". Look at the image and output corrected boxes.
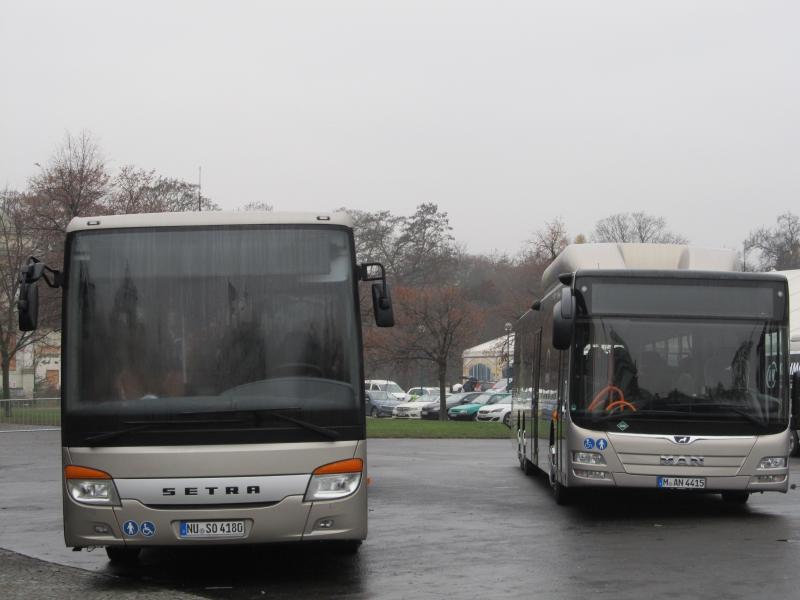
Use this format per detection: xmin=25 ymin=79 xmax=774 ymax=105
xmin=346 ymin=208 xmax=406 ymax=277
xmin=369 ymin=286 xmax=483 ymax=419
xmin=0 ymin=189 xmax=58 ymax=410
xmin=396 ymin=203 xmax=456 ymax=285
xmin=745 ymin=212 xmax=800 ymax=271
xmin=528 ymin=217 xmax=568 ymax=262
xmin=238 ymin=201 xmax=273 ymax=211
xmin=28 ymin=131 xmax=110 ymax=246
xmin=108 ymin=166 xmax=219 ymax=214
xmin=593 ymin=212 xmax=687 ymax=244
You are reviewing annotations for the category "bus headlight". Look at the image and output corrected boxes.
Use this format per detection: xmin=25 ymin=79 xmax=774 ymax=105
xmin=64 ymin=465 xmax=120 ymax=506
xmin=758 ymin=457 xmax=787 ymax=469
xmin=573 ymin=452 xmax=606 ymax=465
xmin=305 ymin=458 xmax=363 ymax=502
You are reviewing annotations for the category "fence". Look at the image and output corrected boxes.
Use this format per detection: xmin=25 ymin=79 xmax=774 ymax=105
xmin=0 ymin=397 xmax=60 ymax=430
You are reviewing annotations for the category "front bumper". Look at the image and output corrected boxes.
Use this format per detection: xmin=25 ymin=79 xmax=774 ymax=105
xmin=476 ymin=413 xmax=502 ymax=422
xmin=448 ymin=413 xmax=475 ymax=421
xmin=64 ymin=480 xmax=367 ymax=548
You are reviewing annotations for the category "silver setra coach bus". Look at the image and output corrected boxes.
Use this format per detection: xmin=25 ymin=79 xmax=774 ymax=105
xmin=18 ymin=211 xmax=394 ymax=562
xmin=511 ymin=243 xmax=798 ymax=504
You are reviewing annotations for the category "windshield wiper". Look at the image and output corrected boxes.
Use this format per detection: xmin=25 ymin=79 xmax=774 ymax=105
xmin=174 ymin=408 xmax=342 ymax=441
xmin=84 ymin=417 xmax=246 ymax=445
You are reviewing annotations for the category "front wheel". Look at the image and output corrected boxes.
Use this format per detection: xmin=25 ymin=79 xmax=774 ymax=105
xmin=105 ymin=546 xmax=141 ymax=564
xmin=721 ymin=491 xmax=749 ymax=504
xmin=332 ymin=540 xmax=362 ymax=554
xmin=502 ymin=412 xmax=511 ymax=427
xmin=370 ymin=407 xmax=378 ymax=418
xmin=791 ymin=430 xmax=800 ymax=457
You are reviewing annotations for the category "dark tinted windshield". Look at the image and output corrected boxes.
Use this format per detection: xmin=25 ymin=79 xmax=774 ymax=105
xmin=572 ymin=317 xmax=788 ymax=435
xmin=64 ymin=225 xmax=362 ymax=445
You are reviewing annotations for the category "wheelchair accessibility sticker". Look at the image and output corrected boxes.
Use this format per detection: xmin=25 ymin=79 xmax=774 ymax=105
xmin=583 ymin=438 xmax=595 ymax=450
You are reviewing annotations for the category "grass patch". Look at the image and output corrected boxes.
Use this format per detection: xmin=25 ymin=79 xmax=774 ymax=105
xmin=0 ymin=406 xmax=61 ymax=426
xmin=367 ymin=417 xmax=510 ymax=439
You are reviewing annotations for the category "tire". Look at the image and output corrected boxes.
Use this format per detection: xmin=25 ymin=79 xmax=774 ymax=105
xmin=552 ymin=480 xmax=572 ymax=506
xmin=502 ymin=413 xmax=511 ymax=427
xmin=333 ymin=540 xmax=362 ymax=554
xmin=721 ymin=491 xmax=749 ymax=504
xmin=791 ymin=430 xmax=800 ymax=458
xmin=105 ymin=546 xmax=141 ymax=564
xmin=370 ymin=407 xmax=378 ymax=418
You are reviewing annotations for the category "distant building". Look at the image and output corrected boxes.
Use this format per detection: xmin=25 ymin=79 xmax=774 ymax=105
xmin=462 ymin=334 xmax=514 ymax=384
xmin=6 ymin=332 xmax=61 ymax=397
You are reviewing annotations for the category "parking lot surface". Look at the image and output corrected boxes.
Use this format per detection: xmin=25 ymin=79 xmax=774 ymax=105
xmin=2 ymin=430 xmax=800 ymax=599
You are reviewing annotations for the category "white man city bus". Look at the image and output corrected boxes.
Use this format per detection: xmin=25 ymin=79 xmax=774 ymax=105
xmin=18 ymin=211 xmax=393 ymax=562
xmin=511 ymin=243 xmax=799 ymax=505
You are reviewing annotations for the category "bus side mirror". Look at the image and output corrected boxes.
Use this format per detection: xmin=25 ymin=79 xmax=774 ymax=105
xmin=361 ymin=262 xmax=394 ymax=328
xmin=372 ymin=283 xmax=394 ymax=328
xmin=552 ymin=286 xmax=574 ymax=351
xmin=18 ymin=280 xmax=39 ymax=331
xmin=791 ymin=372 xmax=800 ymax=430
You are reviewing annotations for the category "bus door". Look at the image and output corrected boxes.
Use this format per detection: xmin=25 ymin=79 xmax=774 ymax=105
xmin=556 ymin=349 xmax=569 ymax=479
xmin=531 ymin=329 xmax=542 ymax=465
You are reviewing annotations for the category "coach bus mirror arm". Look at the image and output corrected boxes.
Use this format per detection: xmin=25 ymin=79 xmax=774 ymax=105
xmin=791 ymin=372 xmax=800 ymax=430
xmin=552 ymin=286 xmax=575 ymax=351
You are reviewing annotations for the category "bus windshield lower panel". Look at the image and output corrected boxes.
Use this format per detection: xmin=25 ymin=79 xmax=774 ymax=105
xmin=63 ymin=226 xmax=362 ymax=446
xmin=571 ymin=317 xmax=788 ymax=436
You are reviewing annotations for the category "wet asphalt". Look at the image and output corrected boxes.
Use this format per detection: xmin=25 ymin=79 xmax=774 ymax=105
xmin=2 ymin=429 xmax=800 ymax=599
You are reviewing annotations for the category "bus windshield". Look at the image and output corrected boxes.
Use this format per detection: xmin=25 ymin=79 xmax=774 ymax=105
xmin=571 ymin=317 xmax=788 ymax=435
xmin=64 ymin=225 xmax=362 ymax=446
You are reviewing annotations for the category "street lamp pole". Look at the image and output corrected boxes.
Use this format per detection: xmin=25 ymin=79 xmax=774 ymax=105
xmin=504 ymin=322 xmax=512 ymax=387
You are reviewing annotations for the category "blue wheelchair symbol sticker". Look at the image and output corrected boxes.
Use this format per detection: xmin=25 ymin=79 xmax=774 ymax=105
xmin=140 ymin=521 xmax=156 ymax=537
xmin=122 ymin=520 xmax=139 ymax=536
xmin=583 ymin=438 xmax=595 ymax=450
xmin=596 ymin=439 xmax=608 ymax=451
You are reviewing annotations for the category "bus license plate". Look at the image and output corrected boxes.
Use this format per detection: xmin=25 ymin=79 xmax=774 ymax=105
xmin=179 ymin=520 xmax=246 ymax=538
xmin=657 ymin=476 xmax=706 ymax=489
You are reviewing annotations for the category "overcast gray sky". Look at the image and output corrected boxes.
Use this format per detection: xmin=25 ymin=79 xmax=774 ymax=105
xmin=1 ymin=1 xmax=798 ymax=255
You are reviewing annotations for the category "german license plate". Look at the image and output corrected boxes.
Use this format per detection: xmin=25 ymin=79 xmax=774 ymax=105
xmin=657 ymin=476 xmax=706 ymax=489
xmin=179 ymin=520 xmax=246 ymax=538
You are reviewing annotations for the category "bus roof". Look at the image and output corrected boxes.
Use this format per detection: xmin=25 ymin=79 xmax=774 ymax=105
xmin=542 ymin=243 xmax=737 ymax=291
xmin=66 ymin=211 xmax=354 ymax=233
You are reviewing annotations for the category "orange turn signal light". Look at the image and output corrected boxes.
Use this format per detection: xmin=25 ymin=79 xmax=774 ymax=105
xmin=64 ymin=465 xmax=112 ymax=480
xmin=313 ymin=458 xmax=363 ymax=475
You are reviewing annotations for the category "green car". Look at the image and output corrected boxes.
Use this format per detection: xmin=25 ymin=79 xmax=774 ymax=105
xmin=448 ymin=392 xmax=510 ymax=421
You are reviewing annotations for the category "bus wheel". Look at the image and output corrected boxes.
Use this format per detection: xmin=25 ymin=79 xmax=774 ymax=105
xmin=333 ymin=540 xmax=362 ymax=554
xmin=370 ymin=407 xmax=378 ymax=418
xmin=552 ymin=481 xmax=572 ymax=506
xmin=791 ymin=430 xmax=800 ymax=457
xmin=105 ymin=546 xmax=141 ymax=564
xmin=721 ymin=492 xmax=749 ymax=504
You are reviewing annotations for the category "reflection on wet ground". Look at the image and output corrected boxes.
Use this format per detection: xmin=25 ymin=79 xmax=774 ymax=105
xmin=3 ymin=433 xmax=800 ymax=599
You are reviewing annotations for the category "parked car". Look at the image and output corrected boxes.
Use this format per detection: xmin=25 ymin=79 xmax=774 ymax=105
xmin=365 ymin=389 xmax=402 ymax=417
xmin=422 ymin=392 xmax=483 ymax=420
xmin=476 ymin=395 xmax=513 ymax=426
xmin=365 ymin=379 xmax=409 ymax=402
xmin=448 ymin=392 xmax=511 ymax=421
xmin=490 ymin=378 xmax=511 ymax=392
xmin=393 ymin=395 xmax=435 ymax=418
xmin=406 ymin=386 xmax=439 ymax=400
